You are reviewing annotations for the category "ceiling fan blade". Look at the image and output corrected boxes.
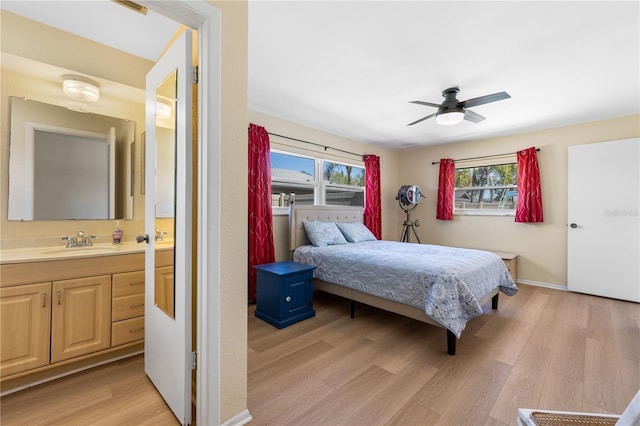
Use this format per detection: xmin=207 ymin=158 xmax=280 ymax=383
xmin=407 ymin=112 xmax=437 ymax=126
xmin=464 ymin=109 xmax=486 ymax=123
xmin=460 ymin=91 xmax=511 ymax=108
xmin=409 ymin=100 xmax=441 ymax=108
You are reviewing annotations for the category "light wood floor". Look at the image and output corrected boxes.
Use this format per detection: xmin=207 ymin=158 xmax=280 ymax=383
xmin=0 ymin=355 xmax=178 ymax=426
xmin=248 ymin=284 xmax=640 ymax=425
xmin=2 ymin=284 xmax=638 ymax=425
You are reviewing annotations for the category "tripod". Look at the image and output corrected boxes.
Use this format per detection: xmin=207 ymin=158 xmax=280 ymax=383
xmin=400 ymin=209 xmax=421 ymax=243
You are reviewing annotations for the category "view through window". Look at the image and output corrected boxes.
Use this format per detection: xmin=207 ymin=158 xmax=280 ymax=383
xmin=454 ymin=163 xmax=518 ymax=214
xmin=270 ymin=151 xmax=365 ymax=208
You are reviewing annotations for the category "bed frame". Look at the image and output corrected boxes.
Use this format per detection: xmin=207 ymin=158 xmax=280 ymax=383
xmin=289 ymin=205 xmax=499 ymax=355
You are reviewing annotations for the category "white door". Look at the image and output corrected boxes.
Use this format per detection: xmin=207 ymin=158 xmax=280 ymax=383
xmin=568 ymin=138 xmax=639 ymax=302
xmin=143 ymin=29 xmax=193 ymax=425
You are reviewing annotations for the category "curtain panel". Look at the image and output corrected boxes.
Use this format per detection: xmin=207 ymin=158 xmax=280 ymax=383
xmin=248 ymin=124 xmax=276 ymax=302
xmin=436 ymin=158 xmax=455 ymax=220
xmin=363 ymin=154 xmax=382 ymax=239
xmin=515 ymin=147 xmax=544 ymax=222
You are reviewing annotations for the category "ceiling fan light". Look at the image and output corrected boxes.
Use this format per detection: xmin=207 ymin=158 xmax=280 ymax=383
xmin=62 ymin=75 xmax=100 ymax=102
xmin=436 ymin=110 xmax=465 ymax=125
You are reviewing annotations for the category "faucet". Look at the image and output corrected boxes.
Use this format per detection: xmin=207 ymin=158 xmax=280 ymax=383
xmin=61 ymin=231 xmax=97 ymax=248
xmin=155 ymin=227 xmax=167 ymax=242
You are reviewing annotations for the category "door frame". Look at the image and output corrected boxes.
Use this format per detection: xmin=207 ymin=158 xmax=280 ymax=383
xmin=140 ymin=2 xmax=221 ymax=425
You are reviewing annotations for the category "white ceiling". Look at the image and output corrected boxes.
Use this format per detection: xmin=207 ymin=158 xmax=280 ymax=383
xmin=248 ymin=1 xmax=640 ymax=148
xmin=3 ymin=1 xmax=638 ymax=149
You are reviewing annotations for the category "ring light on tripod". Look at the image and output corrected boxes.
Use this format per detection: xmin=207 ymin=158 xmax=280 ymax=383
xmin=396 ymin=184 xmax=422 ymax=211
xmin=396 ymin=185 xmax=422 ymax=243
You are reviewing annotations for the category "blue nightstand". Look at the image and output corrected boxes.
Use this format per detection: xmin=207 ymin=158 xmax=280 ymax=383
xmin=254 ymin=261 xmax=316 ymax=329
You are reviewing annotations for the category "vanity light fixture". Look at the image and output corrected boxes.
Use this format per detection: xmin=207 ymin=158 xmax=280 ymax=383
xmin=435 ymin=109 xmax=465 ymax=126
xmin=156 ymin=99 xmax=172 ymax=120
xmin=62 ymin=75 xmax=100 ymax=102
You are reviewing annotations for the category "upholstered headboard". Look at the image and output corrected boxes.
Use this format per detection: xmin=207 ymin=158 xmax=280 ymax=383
xmin=289 ymin=205 xmax=364 ymax=251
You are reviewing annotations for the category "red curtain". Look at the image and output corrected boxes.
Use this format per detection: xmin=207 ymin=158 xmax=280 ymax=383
xmin=248 ymin=124 xmax=275 ymax=302
xmin=436 ymin=158 xmax=455 ymax=220
xmin=515 ymin=147 xmax=544 ymax=222
xmin=363 ymin=154 xmax=382 ymax=239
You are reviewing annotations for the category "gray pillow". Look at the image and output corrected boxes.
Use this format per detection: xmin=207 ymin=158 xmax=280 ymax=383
xmin=302 ymin=220 xmax=349 ymax=247
xmin=336 ymin=221 xmax=377 ymax=243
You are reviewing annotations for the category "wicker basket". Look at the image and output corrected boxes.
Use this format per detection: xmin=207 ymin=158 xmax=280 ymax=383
xmin=530 ymin=411 xmax=618 ymax=426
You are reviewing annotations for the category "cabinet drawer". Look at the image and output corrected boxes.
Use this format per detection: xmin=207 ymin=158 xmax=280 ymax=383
xmin=112 ymin=294 xmax=145 ymax=321
xmin=112 ymin=317 xmax=144 ymax=346
xmin=112 ymin=271 xmax=145 ymax=297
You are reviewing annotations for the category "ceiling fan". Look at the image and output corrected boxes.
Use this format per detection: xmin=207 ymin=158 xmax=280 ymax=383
xmin=407 ymin=87 xmax=511 ymax=126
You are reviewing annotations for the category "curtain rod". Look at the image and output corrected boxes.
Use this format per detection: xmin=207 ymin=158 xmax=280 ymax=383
xmin=430 ymin=148 xmax=540 ymax=165
xmin=267 ymin=132 xmax=363 ymax=158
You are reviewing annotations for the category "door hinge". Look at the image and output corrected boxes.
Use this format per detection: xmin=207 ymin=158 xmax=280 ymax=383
xmin=191 ymin=351 xmax=197 ymax=370
xmin=193 ymin=66 xmax=199 ymax=85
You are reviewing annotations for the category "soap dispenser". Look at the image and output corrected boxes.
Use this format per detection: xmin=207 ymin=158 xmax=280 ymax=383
xmin=112 ymin=221 xmax=123 ymax=244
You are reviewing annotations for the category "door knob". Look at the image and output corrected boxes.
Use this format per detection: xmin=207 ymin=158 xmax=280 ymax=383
xmin=136 ymin=234 xmax=150 ymax=244
xmin=569 ymin=223 xmax=578 ymax=228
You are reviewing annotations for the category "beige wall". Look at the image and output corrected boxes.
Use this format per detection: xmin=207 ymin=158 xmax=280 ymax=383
xmin=248 ymin=110 xmax=401 ymax=261
xmin=210 ymin=0 xmax=250 ymax=422
xmin=0 ymin=11 xmax=151 ymax=89
xmin=1 ymin=5 xmax=251 ymax=423
xmin=397 ymin=115 xmax=640 ymax=287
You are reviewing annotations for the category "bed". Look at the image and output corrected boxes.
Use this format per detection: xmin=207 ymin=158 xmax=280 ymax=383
xmin=289 ymin=205 xmax=518 ymax=355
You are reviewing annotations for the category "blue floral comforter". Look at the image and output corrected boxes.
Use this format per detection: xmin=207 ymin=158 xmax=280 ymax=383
xmin=293 ymin=241 xmax=518 ymax=338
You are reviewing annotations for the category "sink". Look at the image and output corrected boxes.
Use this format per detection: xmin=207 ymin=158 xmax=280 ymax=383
xmin=40 ymin=246 xmax=118 ymax=255
xmin=155 ymin=240 xmax=174 ymax=249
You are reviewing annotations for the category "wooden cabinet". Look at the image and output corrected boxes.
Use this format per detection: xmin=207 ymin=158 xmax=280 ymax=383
xmin=51 ymin=275 xmax=111 ymax=363
xmin=254 ymin=261 xmax=316 ymax=329
xmin=111 ymin=271 xmax=145 ymax=346
xmin=0 ymin=283 xmax=51 ymax=377
xmin=154 ymin=265 xmax=175 ymax=318
xmin=0 ymin=252 xmax=145 ymax=381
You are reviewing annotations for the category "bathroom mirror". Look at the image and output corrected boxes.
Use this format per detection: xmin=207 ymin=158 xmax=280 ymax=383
xmin=7 ymin=97 xmax=135 ymax=220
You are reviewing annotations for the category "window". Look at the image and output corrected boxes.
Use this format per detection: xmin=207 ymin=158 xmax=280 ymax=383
xmin=271 ymin=151 xmax=315 ymax=206
xmin=323 ymin=161 xmax=365 ymax=206
xmin=454 ymin=163 xmax=517 ymax=215
xmin=270 ymin=151 xmax=364 ymax=211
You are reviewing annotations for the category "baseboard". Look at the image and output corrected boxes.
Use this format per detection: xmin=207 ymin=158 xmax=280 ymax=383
xmin=517 ymin=279 xmax=568 ymax=291
xmin=222 ymin=409 xmax=253 ymax=426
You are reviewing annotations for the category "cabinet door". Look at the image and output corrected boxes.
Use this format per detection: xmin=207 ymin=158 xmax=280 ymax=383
xmin=154 ymin=266 xmax=175 ymax=318
xmin=1 ymin=282 xmax=51 ymax=376
xmin=51 ymin=275 xmax=111 ymax=363
xmin=282 ymin=273 xmax=312 ymax=316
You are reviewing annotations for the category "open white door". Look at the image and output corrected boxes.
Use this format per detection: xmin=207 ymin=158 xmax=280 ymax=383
xmin=143 ymin=29 xmax=193 ymax=425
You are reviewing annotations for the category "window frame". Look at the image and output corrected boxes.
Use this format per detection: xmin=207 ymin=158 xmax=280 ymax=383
xmin=270 ymin=149 xmax=365 ymax=215
xmin=453 ymin=162 xmax=518 ymax=217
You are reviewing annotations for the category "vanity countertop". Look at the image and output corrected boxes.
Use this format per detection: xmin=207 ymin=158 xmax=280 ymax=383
xmin=0 ymin=241 xmax=174 ymax=264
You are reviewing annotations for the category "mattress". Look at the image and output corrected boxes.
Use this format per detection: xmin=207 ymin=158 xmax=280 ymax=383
xmin=293 ymin=240 xmax=518 ymax=337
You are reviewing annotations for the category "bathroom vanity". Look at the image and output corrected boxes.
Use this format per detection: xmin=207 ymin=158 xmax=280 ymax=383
xmin=0 ymin=244 xmax=173 ymax=392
